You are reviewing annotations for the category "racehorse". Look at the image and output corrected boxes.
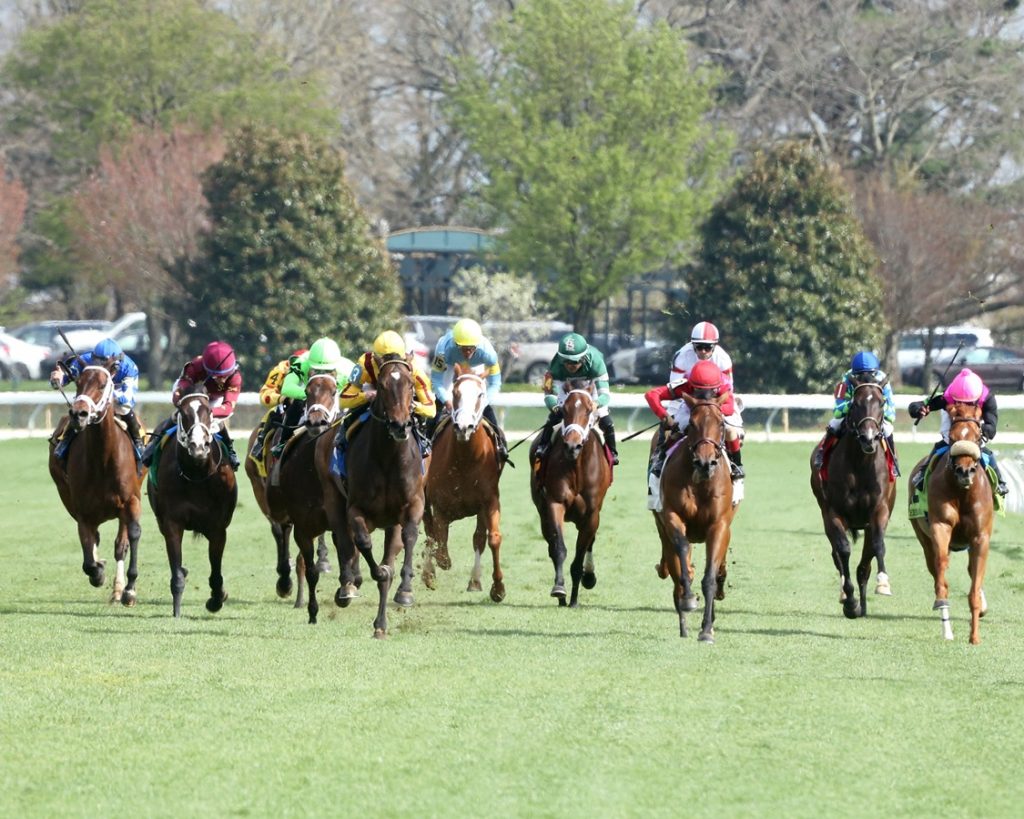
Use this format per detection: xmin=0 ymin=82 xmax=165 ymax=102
xmin=422 ymin=365 xmax=505 ymax=601
xmin=810 ymin=379 xmax=896 ymax=620
xmin=246 ymin=377 xmax=336 ymax=609
xmin=529 ymin=380 xmax=612 ymax=607
xmin=909 ymin=401 xmax=993 ymax=644
xmin=147 ymin=385 xmax=237 ymax=617
xmin=326 ymin=355 xmax=427 ymax=637
xmin=48 ymin=360 xmax=144 ymax=605
xmin=651 ymin=394 xmax=736 ymax=641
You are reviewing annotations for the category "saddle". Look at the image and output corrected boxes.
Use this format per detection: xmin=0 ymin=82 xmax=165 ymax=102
xmin=817 ymin=433 xmax=897 ymax=483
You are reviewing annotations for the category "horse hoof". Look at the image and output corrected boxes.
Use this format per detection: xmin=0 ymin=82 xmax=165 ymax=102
xmin=467 ymin=579 xmax=482 ymax=592
xmin=335 ymin=585 xmax=357 ymax=607
xmin=393 ymin=590 xmax=414 ymax=607
xmin=89 ymin=572 xmax=105 ymax=589
xmin=698 ymin=631 xmax=715 ymax=644
xmin=206 ymin=596 xmax=224 ymax=613
xmin=276 ymin=576 xmax=294 ymax=599
xmin=316 ymin=559 xmax=333 ymax=575
xmin=121 ymin=590 xmax=137 ymax=608
xmin=842 ymin=599 xmax=861 ymax=619
xmin=682 ymin=594 xmax=699 ymax=612
xmin=581 ymin=571 xmax=597 ymax=590
xmin=490 ymin=583 xmax=506 ymax=603
xmin=550 ymin=585 xmax=566 ymax=600
xmin=373 ymin=628 xmax=387 ymax=640
xmin=874 ymin=573 xmax=892 ymax=596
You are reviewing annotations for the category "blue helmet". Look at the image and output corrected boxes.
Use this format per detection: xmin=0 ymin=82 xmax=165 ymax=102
xmin=93 ymin=338 xmax=123 ymax=360
xmin=851 ymin=351 xmax=879 ymax=373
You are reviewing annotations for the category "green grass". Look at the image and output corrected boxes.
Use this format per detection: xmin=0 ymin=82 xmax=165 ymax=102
xmin=3 ymin=438 xmax=1024 ymax=817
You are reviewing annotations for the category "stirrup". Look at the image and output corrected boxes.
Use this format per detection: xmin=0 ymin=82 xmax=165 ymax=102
xmin=997 ymin=482 xmax=1009 ymax=497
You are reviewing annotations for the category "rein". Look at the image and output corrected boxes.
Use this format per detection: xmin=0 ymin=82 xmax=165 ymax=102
xmin=684 ymin=400 xmax=725 ymax=453
xmin=175 ymin=395 xmax=223 ymax=481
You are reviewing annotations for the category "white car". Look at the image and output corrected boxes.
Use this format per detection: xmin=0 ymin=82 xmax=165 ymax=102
xmin=0 ymin=329 xmax=50 ymax=380
xmin=898 ymin=325 xmax=993 ymax=386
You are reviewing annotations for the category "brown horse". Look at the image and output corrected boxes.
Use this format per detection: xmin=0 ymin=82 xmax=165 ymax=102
xmin=327 ymin=355 xmax=427 ymax=637
xmin=810 ymin=380 xmax=896 ymax=619
xmin=48 ymin=360 xmax=144 ymax=604
xmin=245 ymin=381 xmax=335 ymax=609
xmin=148 ymin=386 xmax=237 ymax=617
xmin=529 ymin=381 xmax=612 ymax=607
xmin=909 ymin=402 xmax=993 ymax=644
xmin=422 ymin=365 xmax=505 ymax=601
xmin=651 ymin=394 xmax=735 ymax=641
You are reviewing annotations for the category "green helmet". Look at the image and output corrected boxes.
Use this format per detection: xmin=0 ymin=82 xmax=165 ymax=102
xmin=308 ymin=337 xmax=343 ymax=371
xmin=557 ymin=332 xmax=588 ymax=362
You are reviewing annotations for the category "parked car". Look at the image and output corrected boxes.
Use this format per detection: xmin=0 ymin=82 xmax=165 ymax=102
xmin=898 ymin=325 xmax=993 ymax=386
xmin=9 ymin=319 xmax=113 ymax=375
xmin=607 ymin=342 xmax=676 ymax=385
xmin=0 ymin=330 xmax=50 ymax=380
xmin=483 ymin=320 xmax=574 ymax=385
xmin=931 ymin=346 xmax=1024 ymax=392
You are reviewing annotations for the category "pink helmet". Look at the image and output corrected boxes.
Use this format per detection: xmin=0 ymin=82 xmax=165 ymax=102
xmin=945 ymin=368 xmax=984 ymax=403
xmin=202 ymin=341 xmax=237 ymax=376
xmin=691 ymin=321 xmax=720 ymax=344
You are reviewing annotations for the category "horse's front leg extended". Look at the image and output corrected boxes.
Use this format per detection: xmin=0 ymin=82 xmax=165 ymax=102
xmin=543 ymin=504 xmax=568 ymax=605
xmin=664 ymin=513 xmax=695 ymax=637
xmin=163 ymin=523 xmax=187 ymax=618
xmin=699 ymin=526 xmax=731 ymax=643
xmin=929 ymin=521 xmax=954 ymax=640
xmin=967 ymin=534 xmax=991 ymax=645
xmin=205 ymin=529 xmax=228 ymax=614
xmin=273 ymin=521 xmax=294 ymax=599
xmin=824 ymin=513 xmax=859 ymax=618
xmin=122 ymin=499 xmax=141 ymax=607
xmin=483 ymin=501 xmax=505 ymax=602
xmin=569 ymin=517 xmax=599 ymax=608
xmin=394 ymin=521 xmax=417 ymax=608
xmin=294 ymin=530 xmax=320 ymax=624
xmin=78 ymin=521 xmax=106 ymax=589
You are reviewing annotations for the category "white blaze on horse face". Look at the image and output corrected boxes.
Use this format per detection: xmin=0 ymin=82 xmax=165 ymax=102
xmin=186 ymin=398 xmax=210 ymax=450
xmin=390 ymin=371 xmax=401 ymax=381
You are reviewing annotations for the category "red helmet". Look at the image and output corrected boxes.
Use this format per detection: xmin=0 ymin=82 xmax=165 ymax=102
xmin=690 ymin=321 xmax=720 ymax=344
xmin=202 ymin=341 xmax=237 ymax=376
xmin=689 ymin=360 xmax=723 ymax=390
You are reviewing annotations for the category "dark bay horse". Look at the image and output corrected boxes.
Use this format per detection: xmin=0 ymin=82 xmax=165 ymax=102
xmin=422 ymin=366 xmax=505 ymax=601
xmin=148 ymin=386 xmax=237 ymax=617
xmin=651 ymin=394 xmax=735 ymax=641
xmin=529 ymin=381 xmax=612 ymax=607
xmin=810 ymin=380 xmax=896 ymax=619
xmin=246 ymin=378 xmax=335 ymax=609
xmin=48 ymin=361 xmax=143 ymax=604
xmin=327 ymin=355 xmax=427 ymax=637
xmin=909 ymin=402 xmax=993 ymax=644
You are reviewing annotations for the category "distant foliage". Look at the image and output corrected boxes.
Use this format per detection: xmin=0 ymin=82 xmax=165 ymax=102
xmin=448 ymin=266 xmax=547 ymax=325
xmin=682 ymin=143 xmax=883 ymax=393
xmin=0 ymin=161 xmax=27 ymax=295
xmin=188 ymin=127 xmax=400 ymax=384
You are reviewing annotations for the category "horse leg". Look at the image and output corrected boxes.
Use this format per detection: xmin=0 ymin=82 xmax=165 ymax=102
xmin=294 ymin=531 xmax=319 ymax=624
xmin=468 ymin=517 xmax=484 ymax=593
xmin=316 ymin=533 xmax=332 ymax=574
xmin=967 ymin=535 xmax=991 ymax=645
xmin=333 ymin=527 xmax=360 ymax=607
xmin=122 ymin=511 xmax=141 ymax=607
xmin=569 ymin=519 xmax=599 ymax=608
xmin=393 ymin=522 xmax=417 ymax=609
xmin=273 ymin=521 xmax=294 ymax=599
xmin=422 ymin=508 xmax=449 ymax=591
xmin=78 ymin=521 xmax=106 ymax=588
xmin=164 ymin=523 xmax=187 ymax=617
xmin=824 ymin=514 xmax=859 ymax=618
xmin=205 ymin=530 xmax=228 ymax=613
xmin=543 ymin=504 xmax=568 ymax=605
xmin=294 ymin=549 xmax=307 ymax=610
xmin=486 ymin=502 xmax=505 ymax=603
xmin=929 ymin=522 xmax=954 ymax=640
xmin=699 ymin=527 xmax=731 ymax=643
xmin=672 ymin=527 xmax=694 ymax=637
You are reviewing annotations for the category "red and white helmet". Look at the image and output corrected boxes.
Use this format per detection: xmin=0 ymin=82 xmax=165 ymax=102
xmin=689 ymin=360 xmax=723 ymax=390
xmin=690 ymin=321 xmax=720 ymax=345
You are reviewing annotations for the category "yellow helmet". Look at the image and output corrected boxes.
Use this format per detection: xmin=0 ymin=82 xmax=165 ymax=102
xmin=372 ymin=330 xmax=406 ymax=357
xmin=453 ymin=318 xmax=482 ymax=347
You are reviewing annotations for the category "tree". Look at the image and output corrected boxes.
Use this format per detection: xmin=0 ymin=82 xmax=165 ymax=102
xmin=682 ymin=143 xmax=882 ymax=393
xmin=67 ymin=125 xmax=227 ymax=386
xmin=448 ymin=0 xmax=733 ymax=329
xmin=188 ymin=126 xmax=401 ymax=384
xmin=0 ymin=161 xmax=27 ymax=289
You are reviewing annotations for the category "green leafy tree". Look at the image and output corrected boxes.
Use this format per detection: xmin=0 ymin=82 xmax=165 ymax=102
xmin=681 ymin=143 xmax=883 ymax=394
xmin=448 ymin=0 xmax=733 ymax=330
xmin=188 ymin=127 xmax=401 ymax=384
xmin=2 ymin=0 xmax=333 ymax=176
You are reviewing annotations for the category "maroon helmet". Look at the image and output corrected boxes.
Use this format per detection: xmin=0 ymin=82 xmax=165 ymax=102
xmin=202 ymin=341 xmax=237 ymax=376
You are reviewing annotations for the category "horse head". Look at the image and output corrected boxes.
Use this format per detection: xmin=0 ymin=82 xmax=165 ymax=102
xmin=681 ymin=392 xmax=726 ymax=481
xmin=946 ymin=401 xmax=984 ymax=489
xmin=175 ymin=387 xmax=214 ymax=461
xmin=374 ymin=355 xmax=415 ymax=441
xmin=304 ymin=371 xmax=339 ymax=435
xmin=560 ymin=379 xmax=597 ymax=461
xmin=846 ymin=379 xmax=885 ymax=454
xmin=68 ymin=361 xmax=117 ymax=431
xmin=451 ymin=363 xmax=487 ymax=442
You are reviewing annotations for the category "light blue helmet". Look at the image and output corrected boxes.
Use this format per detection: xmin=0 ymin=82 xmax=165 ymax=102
xmin=93 ymin=338 xmax=123 ymax=360
xmin=851 ymin=351 xmax=879 ymax=373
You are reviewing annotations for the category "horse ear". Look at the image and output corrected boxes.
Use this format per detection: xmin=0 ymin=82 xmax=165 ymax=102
xmin=680 ymin=391 xmax=697 ymax=407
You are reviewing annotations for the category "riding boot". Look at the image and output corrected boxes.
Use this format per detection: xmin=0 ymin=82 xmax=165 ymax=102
xmin=649 ymin=424 xmax=667 ymax=477
xmin=141 ymin=416 xmax=173 ymax=466
xmin=218 ymin=424 xmax=240 ymax=471
xmin=413 ymin=415 xmax=432 ymax=458
xmin=54 ymin=427 xmax=77 ymax=460
xmin=727 ymin=447 xmax=745 ymax=480
xmin=534 ymin=410 xmax=561 ymax=458
xmin=985 ymin=447 xmax=1009 ymax=497
xmin=482 ymin=404 xmax=511 ymax=466
xmin=272 ymin=400 xmax=305 ymax=457
xmin=912 ymin=441 xmax=943 ymax=492
xmin=598 ymin=414 xmax=619 ymax=465
xmin=122 ymin=409 xmax=144 ymax=462
xmin=335 ymin=411 xmax=357 ymax=452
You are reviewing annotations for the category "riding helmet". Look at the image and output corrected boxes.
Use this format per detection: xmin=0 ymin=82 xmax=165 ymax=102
xmin=850 ymin=351 xmax=880 ymax=373
xmin=93 ymin=338 xmax=123 ymax=360
xmin=946 ymin=368 xmax=984 ymax=403
xmin=202 ymin=341 xmax=237 ymax=376
xmin=689 ymin=360 xmax=723 ymax=390
xmin=557 ymin=332 xmax=589 ymax=362
xmin=373 ymin=330 xmax=406 ymax=357
xmin=308 ymin=337 xmax=343 ymax=371
xmin=690 ymin=321 xmax=720 ymax=344
xmin=453 ymin=319 xmax=483 ymax=347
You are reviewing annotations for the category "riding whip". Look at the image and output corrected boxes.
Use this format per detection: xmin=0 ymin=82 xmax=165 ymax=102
xmin=507 ymin=423 xmax=546 ymax=453
xmin=52 ymin=326 xmax=85 ymax=408
xmin=914 ymin=339 xmax=965 ymax=427
xmin=622 ymin=420 xmax=661 ymax=441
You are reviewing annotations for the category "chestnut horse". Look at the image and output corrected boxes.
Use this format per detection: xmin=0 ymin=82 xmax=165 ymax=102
xmin=651 ymin=394 xmax=735 ymax=641
xmin=422 ymin=366 xmax=505 ymax=601
xmin=148 ymin=386 xmax=237 ymax=617
xmin=327 ymin=355 xmax=427 ymax=637
xmin=810 ymin=380 xmax=896 ymax=619
xmin=246 ymin=376 xmax=336 ymax=609
xmin=909 ymin=402 xmax=993 ymax=644
xmin=48 ymin=361 xmax=144 ymax=605
xmin=529 ymin=380 xmax=612 ymax=607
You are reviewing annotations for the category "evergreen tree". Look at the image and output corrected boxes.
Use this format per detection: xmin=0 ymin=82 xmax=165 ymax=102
xmin=189 ymin=127 xmax=400 ymax=383
xmin=682 ymin=143 xmax=883 ymax=393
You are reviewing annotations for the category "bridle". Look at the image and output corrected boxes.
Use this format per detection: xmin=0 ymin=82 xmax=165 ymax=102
xmin=685 ymin=399 xmax=726 ymax=464
xmin=371 ymin=357 xmax=415 ymax=441
xmin=304 ymin=371 xmax=340 ymax=431
xmin=846 ymin=382 xmax=884 ymax=452
xmin=946 ymin=411 xmax=983 ymax=485
xmin=452 ymin=372 xmax=486 ymax=439
xmin=560 ymin=388 xmax=597 ymax=457
xmin=175 ymin=393 xmax=221 ymax=475
xmin=70 ymin=365 xmax=115 ymax=428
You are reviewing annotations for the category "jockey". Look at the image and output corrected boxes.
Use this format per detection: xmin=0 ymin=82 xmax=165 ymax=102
xmin=668 ymin=320 xmax=744 ymax=479
xmin=909 ymin=367 xmax=1007 ymax=496
xmin=813 ymin=351 xmax=897 ymax=472
xmin=250 ymin=347 xmax=308 ymax=461
xmin=428 ymin=318 xmax=508 ymax=462
xmin=271 ymin=337 xmax=353 ymax=456
xmin=534 ymin=332 xmax=618 ymax=465
xmin=644 ymin=359 xmax=737 ymax=477
xmin=49 ymin=337 xmax=144 ymax=459
xmin=335 ymin=330 xmax=436 ymax=453
xmin=141 ymin=340 xmax=243 ymax=471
